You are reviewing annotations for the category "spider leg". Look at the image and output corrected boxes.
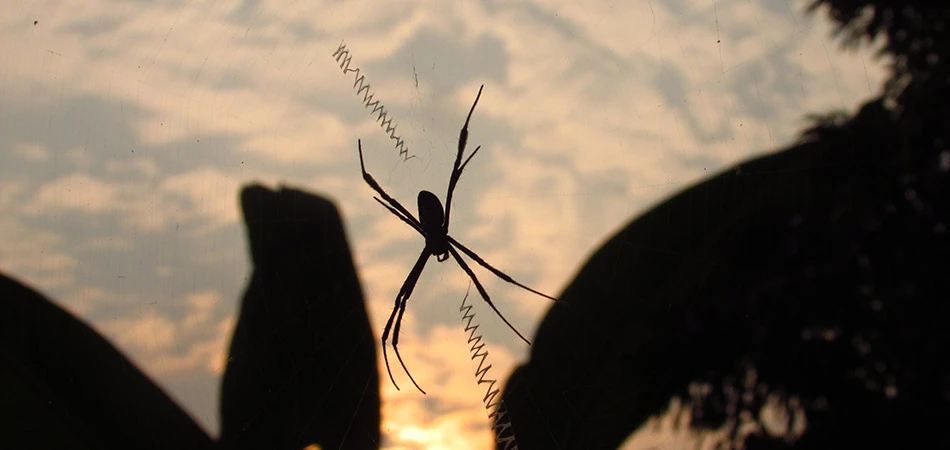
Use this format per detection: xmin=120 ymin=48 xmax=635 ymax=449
xmin=391 ymin=290 xmax=423 ymax=394
xmin=374 ymin=197 xmax=423 ymax=235
xmin=458 ymin=145 xmax=481 ymax=174
xmin=381 ymin=249 xmax=431 ymax=394
xmin=380 ymin=293 xmax=402 ymax=391
xmin=358 ymin=140 xmax=424 ymax=231
xmin=443 ymin=85 xmax=484 ymax=233
xmin=447 ymin=245 xmax=531 ymax=345
xmin=447 ymin=235 xmax=562 ymax=303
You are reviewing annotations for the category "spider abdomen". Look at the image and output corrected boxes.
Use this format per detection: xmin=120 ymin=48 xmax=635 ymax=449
xmin=418 ymin=190 xmax=449 ymax=258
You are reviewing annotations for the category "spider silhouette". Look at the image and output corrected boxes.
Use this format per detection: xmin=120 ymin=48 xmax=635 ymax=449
xmin=357 ymin=85 xmax=559 ymax=394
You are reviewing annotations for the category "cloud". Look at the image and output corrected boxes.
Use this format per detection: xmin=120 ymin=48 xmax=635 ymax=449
xmin=62 ymin=286 xmax=115 ymax=318
xmin=13 ymin=143 xmax=50 ymax=162
xmin=20 ymin=168 xmax=241 ymax=234
xmin=109 ymin=311 xmax=178 ymax=353
xmin=96 ymin=289 xmax=233 ymax=378
xmin=182 ymin=290 xmax=220 ymax=330
xmin=77 ymin=236 xmax=135 ymax=252
xmin=0 ymin=215 xmax=77 ymax=289
xmin=28 ymin=172 xmax=122 ymax=215
xmin=159 ymin=168 xmax=242 ymax=233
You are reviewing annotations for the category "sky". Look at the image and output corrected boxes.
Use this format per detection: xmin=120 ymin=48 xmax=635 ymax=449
xmin=0 ymin=0 xmax=888 ymax=448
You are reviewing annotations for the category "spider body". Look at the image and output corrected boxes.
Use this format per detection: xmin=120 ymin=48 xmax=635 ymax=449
xmin=357 ymin=85 xmax=559 ymax=394
xmin=417 ymin=191 xmax=449 ymax=261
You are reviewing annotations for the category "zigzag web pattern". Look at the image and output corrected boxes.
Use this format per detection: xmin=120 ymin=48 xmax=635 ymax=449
xmin=459 ymin=285 xmax=520 ymax=450
xmin=332 ymin=42 xmax=413 ymax=160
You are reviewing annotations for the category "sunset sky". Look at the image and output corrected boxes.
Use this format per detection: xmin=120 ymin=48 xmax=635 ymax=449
xmin=0 ymin=1 xmax=887 ymax=448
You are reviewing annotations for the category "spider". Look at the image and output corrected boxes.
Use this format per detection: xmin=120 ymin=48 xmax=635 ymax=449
xmin=357 ymin=84 xmax=559 ymax=394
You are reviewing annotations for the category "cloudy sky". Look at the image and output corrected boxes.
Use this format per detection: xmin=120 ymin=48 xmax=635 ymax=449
xmin=1 ymin=0 xmax=887 ymax=448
